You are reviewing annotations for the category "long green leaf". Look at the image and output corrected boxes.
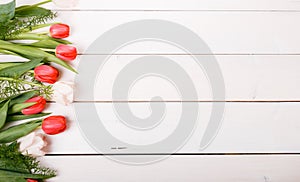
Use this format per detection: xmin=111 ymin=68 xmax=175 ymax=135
xmin=0 ymin=119 xmax=41 ymax=143
xmin=0 ymin=100 xmax=9 ymax=129
xmin=15 ymin=6 xmax=51 ymax=17
xmin=0 ymin=58 xmax=42 ymax=78
xmin=9 ymin=90 xmax=37 ymax=107
xmin=8 ymin=102 xmax=36 ymax=115
xmin=7 ymin=113 xmax=50 ymax=122
xmin=27 ymin=39 xmax=61 ymax=49
xmin=0 ymin=43 xmax=77 ymax=73
xmin=0 ymin=63 xmax=22 ymax=70
xmin=0 ymin=90 xmax=36 ymax=105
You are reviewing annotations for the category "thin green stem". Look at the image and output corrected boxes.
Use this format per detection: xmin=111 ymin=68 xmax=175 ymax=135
xmin=5 ymin=33 xmax=49 ymax=41
xmin=15 ymin=0 xmax=52 ymax=12
xmin=27 ymin=22 xmax=59 ymax=32
xmin=31 ymin=0 xmax=52 ymax=7
xmin=41 ymin=48 xmax=55 ymax=52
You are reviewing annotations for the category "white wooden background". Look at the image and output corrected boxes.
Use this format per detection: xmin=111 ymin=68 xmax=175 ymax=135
xmin=10 ymin=0 xmax=300 ymax=181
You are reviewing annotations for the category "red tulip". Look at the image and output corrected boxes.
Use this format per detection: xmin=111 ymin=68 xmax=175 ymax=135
xmin=27 ymin=179 xmax=38 ymax=182
xmin=22 ymin=96 xmax=46 ymax=115
xmin=42 ymin=116 xmax=67 ymax=135
xmin=56 ymin=44 xmax=77 ymax=61
xmin=34 ymin=65 xmax=59 ymax=84
xmin=50 ymin=23 xmax=70 ymax=39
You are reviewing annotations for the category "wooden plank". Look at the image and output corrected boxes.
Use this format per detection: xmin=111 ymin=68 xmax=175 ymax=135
xmin=19 ymin=0 xmax=300 ymax=11
xmin=73 ymin=55 xmax=300 ymax=101
xmin=42 ymin=155 xmax=300 ymax=182
xmin=52 ymin=11 xmax=300 ymax=54
xmin=44 ymin=102 xmax=300 ymax=154
xmin=2 ymin=55 xmax=299 ymax=101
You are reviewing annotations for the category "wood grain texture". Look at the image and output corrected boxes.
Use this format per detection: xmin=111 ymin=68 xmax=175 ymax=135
xmin=50 ymin=11 xmax=300 ymax=54
xmin=42 ymin=155 xmax=300 ymax=182
xmin=18 ymin=0 xmax=300 ymax=10
xmin=6 ymin=2 xmax=300 ymax=181
xmin=2 ymin=55 xmax=299 ymax=101
xmin=44 ymin=102 xmax=300 ymax=154
xmin=73 ymin=55 xmax=300 ymax=101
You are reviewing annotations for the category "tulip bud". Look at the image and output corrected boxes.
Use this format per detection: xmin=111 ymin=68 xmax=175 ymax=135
xmin=26 ymin=179 xmax=38 ymax=182
xmin=21 ymin=96 xmax=46 ymax=115
xmin=34 ymin=65 xmax=59 ymax=84
xmin=42 ymin=116 xmax=67 ymax=135
xmin=56 ymin=44 xmax=77 ymax=61
xmin=50 ymin=23 xmax=70 ymax=39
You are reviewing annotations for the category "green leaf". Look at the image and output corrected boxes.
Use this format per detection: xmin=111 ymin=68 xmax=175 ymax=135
xmin=0 ymin=58 xmax=42 ymax=78
xmin=50 ymin=37 xmax=72 ymax=44
xmin=28 ymin=39 xmax=61 ymax=49
xmin=8 ymin=102 xmax=36 ymax=115
xmin=9 ymin=90 xmax=37 ymax=107
xmin=0 ymin=100 xmax=9 ymax=129
xmin=0 ymin=43 xmax=77 ymax=73
xmin=0 ymin=1 xmax=56 ymax=39
xmin=15 ymin=6 xmax=51 ymax=17
xmin=0 ymin=0 xmax=15 ymax=23
xmin=0 ymin=90 xmax=36 ymax=105
xmin=0 ymin=119 xmax=41 ymax=143
xmin=0 ymin=63 xmax=22 ymax=70
xmin=0 ymin=142 xmax=56 ymax=179
xmin=7 ymin=112 xmax=50 ymax=122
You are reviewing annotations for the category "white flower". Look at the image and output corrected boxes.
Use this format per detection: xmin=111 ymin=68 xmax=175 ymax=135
xmin=17 ymin=131 xmax=47 ymax=157
xmin=52 ymin=0 xmax=79 ymax=8
xmin=52 ymin=81 xmax=74 ymax=106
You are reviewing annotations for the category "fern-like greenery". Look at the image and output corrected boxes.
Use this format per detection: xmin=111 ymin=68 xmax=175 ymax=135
xmin=0 ymin=0 xmax=56 ymax=40
xmin=0 ymin=142 xmax=56 ymax=181
xmin=0 ymin=72 xmax=53 ymax=100
xmin=0 ymin=12 xmax=56 ymax=40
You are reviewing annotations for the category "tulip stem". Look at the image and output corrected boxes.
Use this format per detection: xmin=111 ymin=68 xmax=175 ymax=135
xmin=15 ymin=0 xmax=52 ymax=12
xmin=6 ymin=33 xmax=48 ymax=41
xmin=31 ymin=0 xmax=53 ymax=7
xmin=31 ymin=22 xmax=59 ymax=31
xmin=41 ymin=48 xmax=55 ymax=52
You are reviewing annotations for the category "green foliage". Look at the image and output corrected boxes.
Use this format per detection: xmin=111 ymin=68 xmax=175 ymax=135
xmin=0 ymin=2 xmax=56 ymax=40
xmin=0 ymin=142 xmax=56 ymax=181
xmin=7 ymin=113 xmax=50 ymax=122
xmin=0 ymin=58 xmax=42 ymax=78
xmin=0 ymin=71 xmax=53 ymax=100
xmin=0 ymin=119 xmax=42 ymax=143
xmin=0 ymin=0 xmax=15 ymax=23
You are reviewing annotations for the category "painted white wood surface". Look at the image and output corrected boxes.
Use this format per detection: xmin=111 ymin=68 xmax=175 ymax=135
xmin=6 ymin=1 xmax=300 ymax=181
xmin=44 ymin=102 xmax=300 ymax=154
xmin=73 ymin=55 xmax=300 ymax=101
xmin=54 ymin=11 xmax=300 ymax=54
xmin=42 ymin=155 xmax=300 ymax=182
xmin=2 ymin=55 xmax=300 ymax=101
xmin=19 ymin=0 xmax=300 ymax=10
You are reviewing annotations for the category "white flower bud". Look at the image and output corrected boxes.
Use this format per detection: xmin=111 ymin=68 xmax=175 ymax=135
xmin=17 ymin=131 xmax=47 ymax=157
xmin=52 ymin=81 xmax=74 ymax=106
